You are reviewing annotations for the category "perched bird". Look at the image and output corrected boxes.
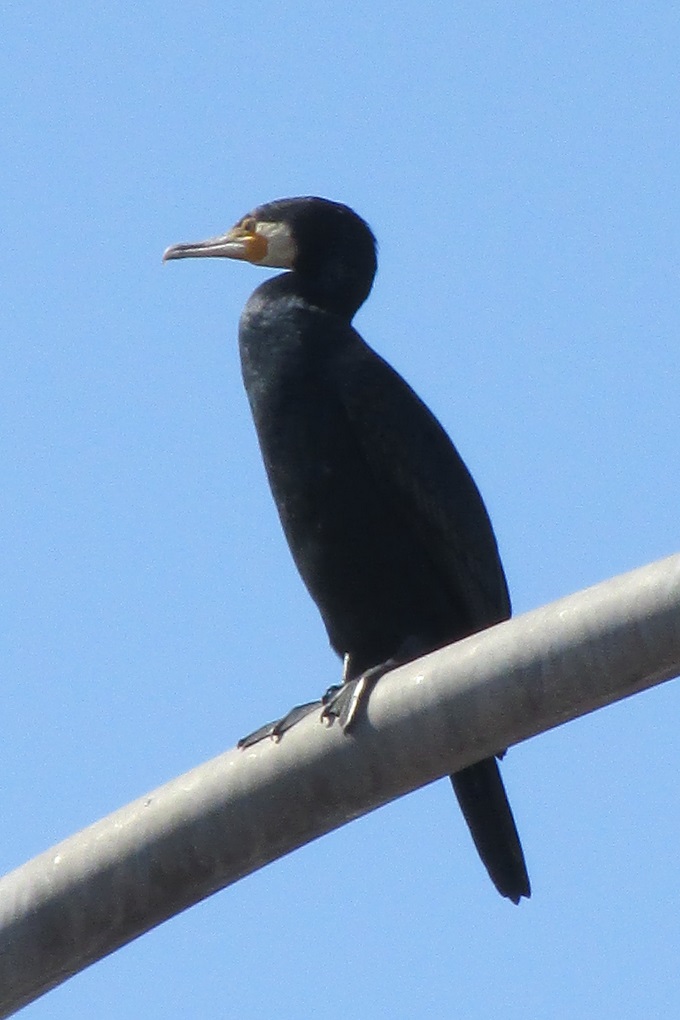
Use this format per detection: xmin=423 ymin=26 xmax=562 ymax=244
xmin=163 ymin=196 xmax=530 ymax=903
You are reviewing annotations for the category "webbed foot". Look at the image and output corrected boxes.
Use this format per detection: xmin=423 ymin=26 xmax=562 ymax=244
xmin=239 ymin=646 xmax=408 ymax=748
xmin=237 ymin=700 xmax=322 ymax=749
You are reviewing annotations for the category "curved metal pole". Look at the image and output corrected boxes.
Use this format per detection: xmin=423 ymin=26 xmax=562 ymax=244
xmin=1 ymin=555 xmax=679 ymax=1017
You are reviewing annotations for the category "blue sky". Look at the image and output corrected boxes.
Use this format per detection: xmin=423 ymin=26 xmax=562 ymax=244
xmin=3 ymin=3 xmax=679 ymax=1017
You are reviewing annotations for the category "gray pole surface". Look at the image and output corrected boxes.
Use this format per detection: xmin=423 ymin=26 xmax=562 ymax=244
xmin=1 ymin=554 xmax=679 ymax=1017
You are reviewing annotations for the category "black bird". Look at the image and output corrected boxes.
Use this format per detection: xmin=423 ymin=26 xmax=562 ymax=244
xmin=163 ymin=197 xmax=530 ymax=903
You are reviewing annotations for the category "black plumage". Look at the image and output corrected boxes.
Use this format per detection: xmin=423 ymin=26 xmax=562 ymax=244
xmin=164 ymin=196 xmax=530 ymax=903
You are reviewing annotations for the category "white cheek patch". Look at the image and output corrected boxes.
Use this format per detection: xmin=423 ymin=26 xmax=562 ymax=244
xmin=256 ymin=221 xmax=296 ymax=268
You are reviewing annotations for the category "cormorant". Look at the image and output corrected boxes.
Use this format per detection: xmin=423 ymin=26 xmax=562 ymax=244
xmin=163 ymin=196 xmax=530 ymax=903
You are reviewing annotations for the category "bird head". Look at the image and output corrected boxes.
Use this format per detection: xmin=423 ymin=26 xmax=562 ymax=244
xmin=164 ymin=196 xmax=377 ymax=317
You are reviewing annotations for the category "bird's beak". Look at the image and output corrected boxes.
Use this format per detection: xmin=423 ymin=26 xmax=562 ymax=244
xmin=163 ymin=226 xmax=268 ymax=264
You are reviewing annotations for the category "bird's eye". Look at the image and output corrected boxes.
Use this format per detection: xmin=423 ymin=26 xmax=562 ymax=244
xmin=241 ymin=216 xmax=257 ymax=233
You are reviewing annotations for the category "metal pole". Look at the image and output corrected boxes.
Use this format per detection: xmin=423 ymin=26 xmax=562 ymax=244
xmin=1 ymin=554 xmax=679 ymax=1017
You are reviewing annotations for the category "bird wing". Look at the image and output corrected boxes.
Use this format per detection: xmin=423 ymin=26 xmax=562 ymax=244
xmin=332 ymin=334 xmax=511 ymax=631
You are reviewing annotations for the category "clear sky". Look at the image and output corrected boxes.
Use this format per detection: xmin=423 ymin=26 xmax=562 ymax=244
xmin=3 ymin=3 xmax=679 ymax=1017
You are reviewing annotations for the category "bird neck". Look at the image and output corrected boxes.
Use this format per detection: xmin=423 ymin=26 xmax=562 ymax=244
xmin=252 ymin=270 xmax=365 ymax=322
xmin=238 ymin=276 xmax=355 ymax=396
xmin=299 ymin=263 xmax=370 ymax=319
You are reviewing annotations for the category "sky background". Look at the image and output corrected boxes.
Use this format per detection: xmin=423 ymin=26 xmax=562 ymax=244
xmin=3 ymin=3 xmax=680 ymax=1017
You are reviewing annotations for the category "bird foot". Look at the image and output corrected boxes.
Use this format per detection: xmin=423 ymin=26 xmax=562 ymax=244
xmin=238 ymin=654 xmax=400 ymax=748
xmin=237 ymin=700 xmax=322 ymax=749
xmin=320 ymin=659 xmax=395 ymax=731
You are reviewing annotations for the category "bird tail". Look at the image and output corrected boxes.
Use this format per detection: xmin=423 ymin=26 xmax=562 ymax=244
xmin=449 ymin=757 xmax=530 ymax=904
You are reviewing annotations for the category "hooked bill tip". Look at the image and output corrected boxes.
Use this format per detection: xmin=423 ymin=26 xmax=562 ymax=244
xmin=162 ymin=243 xmax=192 ymax=262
